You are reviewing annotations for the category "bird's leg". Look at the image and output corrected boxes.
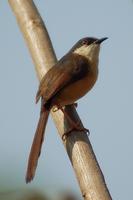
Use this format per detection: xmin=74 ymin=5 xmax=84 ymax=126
xmin=51 ymin=103 xmax=89 ymax=140
xmin=58 ymin=106 xmax=89 ymax=140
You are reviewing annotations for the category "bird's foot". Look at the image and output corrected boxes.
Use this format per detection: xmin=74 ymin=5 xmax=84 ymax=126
xmin=62 ymin=122 xmax=89 ymax=141
xmin=52 ymin=103 xmax=77 ymax=112
xmin=52 ymin=106 xmax=59 ymax=112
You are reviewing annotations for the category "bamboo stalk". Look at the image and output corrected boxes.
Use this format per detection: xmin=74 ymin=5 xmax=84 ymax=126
xmin=8 ymin=0 xmax=112 ymax=199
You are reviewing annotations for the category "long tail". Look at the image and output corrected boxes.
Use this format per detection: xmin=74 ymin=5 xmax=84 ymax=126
xmin=26 ymin=101 xmax=50 ymax=183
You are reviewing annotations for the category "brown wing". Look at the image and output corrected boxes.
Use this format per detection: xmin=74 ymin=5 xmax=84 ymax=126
xmin=36 ymin=54 xmax=89 ymax=103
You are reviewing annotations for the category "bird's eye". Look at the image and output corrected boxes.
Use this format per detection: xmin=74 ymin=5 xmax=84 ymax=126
xmin=82 ymin=40 xmax=88 ymax=45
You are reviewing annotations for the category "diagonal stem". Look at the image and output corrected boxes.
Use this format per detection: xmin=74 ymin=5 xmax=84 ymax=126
xmin=8 ymin=1 xmax=112 ymax=199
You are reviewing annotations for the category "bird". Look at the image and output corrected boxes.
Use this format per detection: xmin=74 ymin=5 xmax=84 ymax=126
xmin=26 ymin=37 xmax=108 ymax=183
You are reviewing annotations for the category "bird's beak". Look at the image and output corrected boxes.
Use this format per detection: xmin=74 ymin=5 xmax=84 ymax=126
xmin=95 ymin=37 xmax=108 ymax=44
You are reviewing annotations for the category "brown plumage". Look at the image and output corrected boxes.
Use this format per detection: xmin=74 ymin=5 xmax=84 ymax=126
xmin=26 ymin=99 xmax=49 ymax=183
xmin=26 ymin=54 xmax=92 ymax=183
xmin=26 ymin=37 xmax=107 ymax=183
xmin=36 ymin=54 xmax=90 ymax=105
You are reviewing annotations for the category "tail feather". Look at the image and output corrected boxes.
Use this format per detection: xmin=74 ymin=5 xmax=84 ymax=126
xmin=26 ymin=104 xmax=50 ymax=183
xmin=36 ymin=89 xmax=41 ymax=104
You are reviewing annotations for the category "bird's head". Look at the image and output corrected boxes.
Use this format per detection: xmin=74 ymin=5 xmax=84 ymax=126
xmin=70 ymin=37 xmax=108 ymax=64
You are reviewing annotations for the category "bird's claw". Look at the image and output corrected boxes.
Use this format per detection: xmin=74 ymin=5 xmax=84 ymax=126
xmin=52 ymin=106 xmax=59 ymax=112
xmin=62 ymin=125 xmax=89 ymax=141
